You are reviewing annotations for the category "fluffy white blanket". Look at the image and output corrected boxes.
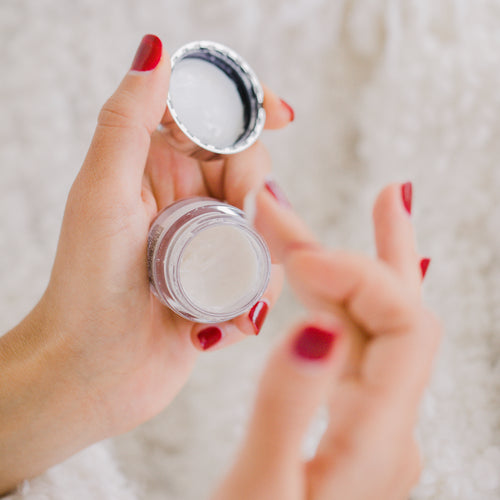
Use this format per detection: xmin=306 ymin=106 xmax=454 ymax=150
xmin=1 ymin=0 xmax=499 ymax=498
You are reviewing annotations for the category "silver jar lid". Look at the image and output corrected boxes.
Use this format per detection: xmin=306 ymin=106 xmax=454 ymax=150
xmin=161 ymin=41 xmax=266 ymax=161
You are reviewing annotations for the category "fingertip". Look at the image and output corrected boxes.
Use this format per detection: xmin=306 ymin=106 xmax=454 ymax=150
xmin=254 ymin=187 xmax=318 ymax=263
xmin=130 ymin=34 xmax=163 ymax=72
xmin=127 ymin=34 xmax=171 ymax=92
xmin=248 ymin=300 xmax=270 ymax=335
xmin=372 ymin=183 xmax=404 ymax=222
xmin=402 ymin=182 xmax=413 ymax=215
xmin=232 ymin=265 xmax=284 ymax=336
xmin=192 ymin=325 xmax=223 ymax=351
xmin=291 ymin=324 xmax=339 ymax=364
xmin=372 ymin=183 xmax=420 ymax=288
xmin=191 ymin=322 xmax=253 ymax=352
xmin=420 ymin=257 xmax=431 ymax=280
xmin=262 ymin=85 xmax=295 ymax=129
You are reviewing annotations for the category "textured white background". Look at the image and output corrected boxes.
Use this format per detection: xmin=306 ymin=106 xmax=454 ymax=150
xmin=1 ymin=0 xmax=500 ymax=498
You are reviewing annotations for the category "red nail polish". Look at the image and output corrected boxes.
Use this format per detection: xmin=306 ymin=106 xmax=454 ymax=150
xmin=420 ymin=258 xmax=431 ymax=280
xmin=248 ymin=301 xmax=269 ymax=335
xmin=293 ymin=326 xmax=337 ymax=361
xmin=280 ymin=98 xmax=295 ymax=122
xmin=197 ymin=327 xmax=222 ymax=350
xmin=264 ymin=179 xmax=291 ymax=208
xmin=401 ymin=182 xmax=413 ymax=215
xmin=131 ymin=34 xmax=162 ymax=72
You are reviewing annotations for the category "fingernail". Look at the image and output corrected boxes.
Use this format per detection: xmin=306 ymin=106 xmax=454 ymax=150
xmin=197 ymin=327 xmax=222 ymax=350
xmin=401 ymin=182 xmax=413 ymax=215
xmin=248 ymin=301 xmax=269 ymax=335
xmin=131 ymin=34 xmax=162 ymax=72
xmin=420 ymin=258 xmax=431 ymax=280
xmin=280 ymin=98 xmax=295 ymax=122
xmin=264 ymin=178 xmax=292 ymax=208
xmin=293 ymin=326 xmax=337 ymax=361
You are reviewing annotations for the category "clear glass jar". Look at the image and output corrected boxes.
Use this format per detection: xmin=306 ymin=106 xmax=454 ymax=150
xmin=147 ymin=197 xmax=271 ymax=323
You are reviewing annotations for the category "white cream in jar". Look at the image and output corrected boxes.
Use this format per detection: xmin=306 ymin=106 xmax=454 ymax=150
xmin=147 ymin=198 xmax=270 ymax=323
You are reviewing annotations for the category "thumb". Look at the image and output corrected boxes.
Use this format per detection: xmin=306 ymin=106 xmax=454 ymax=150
xmin=81 ymin=34 xmax=170 ymax=192
xmin=241 ymin=321 xmax=346 ymax=471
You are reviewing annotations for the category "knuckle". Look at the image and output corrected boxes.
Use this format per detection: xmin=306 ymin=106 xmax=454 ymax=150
xmin=375 ymin=291 xmax=419 ymax=334
xmin=99 ymin=91 xmax=136 ymax=127
xmin=98 ymin=103 xmax=130 ymax=129
xmin=98 ymin=90 xmax=153 ymax=136
xmin=327 ymin=430 xmax=359 ymax=461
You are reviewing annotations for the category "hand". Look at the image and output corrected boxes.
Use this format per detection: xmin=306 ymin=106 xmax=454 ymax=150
xmin=212 ymin=184 xmax=442 ymax=500
xmin=0 ymin=34 xmax=293 ymax=493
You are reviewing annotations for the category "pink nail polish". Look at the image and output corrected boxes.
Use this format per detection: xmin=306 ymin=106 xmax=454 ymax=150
xmin=279 ymin=98 xmax=295 ymax=122
xmin=197 ymin=327 xmax=222 ymax=350
xmin=401 ymin=182 xmax=413 ymax=215
xmin=264 ymin=179 xmax=291 ymax=208
xmin=131 ymin=34 xmax=162 ymax=72
xmin=248 ymin=301 xmax=269 ymax=335
xmin=293 ymin=326 xmax=337 ymax=361
xmin=420 ymin=258 xmax=431 ymax=280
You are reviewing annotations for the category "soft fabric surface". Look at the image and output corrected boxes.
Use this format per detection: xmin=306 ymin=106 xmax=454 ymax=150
xmin=1 ymin=0 xmax=499 ymax=498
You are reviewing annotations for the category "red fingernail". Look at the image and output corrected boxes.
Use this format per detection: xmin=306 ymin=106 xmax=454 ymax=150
xmin=401 ymin=182 xmax=413 ymax=215
xmin=197 ymin=327 xmax=222 ymax=350
xmin=293 ymin=326 xmax=337 ymax=361
xmin=131 ymin=34 xmax=162 ymax=72
xmin=280 ymin=98 xmax=295 ymax=122
xmin=248 ymin=301 xmax=269 ymax=335
xmin=420 ymin=258 xmax=431 ymax=280
xmin=265 ymin=179 xmax=292 ymax=208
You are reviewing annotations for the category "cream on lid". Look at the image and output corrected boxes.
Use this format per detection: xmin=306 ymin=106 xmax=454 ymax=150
xmin=179 ymin=224 xmax=259 ymax=312
xmin=168 ymin=58 xmax=245 ymax=149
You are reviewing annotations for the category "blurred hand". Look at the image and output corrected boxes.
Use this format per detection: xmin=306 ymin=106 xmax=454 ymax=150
xmin=0 ymin=34 xmax=293 ymax=493
xmin=213 ymin=184 xmax=442 ymax=500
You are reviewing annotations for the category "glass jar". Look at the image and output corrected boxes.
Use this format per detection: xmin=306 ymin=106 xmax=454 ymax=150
xmin=147 ymin=197 xmax=271 ymax=323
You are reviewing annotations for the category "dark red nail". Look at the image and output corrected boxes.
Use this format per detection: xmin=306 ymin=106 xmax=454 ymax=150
xmin=293 ymin=326 xmax=337 ymax=361
xmin=197 ymin=327 xmax=222 ymax=350
xmin=264 ymin=179 xmax=291 ymax=208
xmin=131 ymin=34 xmax=162 ymax=72
xmin=420 ymin=258 xmax=431 ymax=280
xmin=401 ymin=182 xmax=413 ymax=215
xmin=280 ymin=98 xmax=295 ymax=122
xmin=248 ymin=301 xmax=269 ymax=335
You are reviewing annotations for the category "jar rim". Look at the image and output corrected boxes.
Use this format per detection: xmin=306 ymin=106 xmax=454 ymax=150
xmin=167 ymin=214 xmax=271 ymax=323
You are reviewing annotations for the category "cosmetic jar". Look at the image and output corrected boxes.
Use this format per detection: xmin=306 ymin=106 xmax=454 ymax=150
xmin=160 ymin=41 xmax=266 ymax=161
xmin=147 ymin=198 xmax=271 ymax=323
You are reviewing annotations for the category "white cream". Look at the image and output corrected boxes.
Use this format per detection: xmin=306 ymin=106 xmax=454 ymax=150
xmin=148 ymin=197 xmax=270 ymax=323
xmin=169 ymin=58 xmax=245 ymax=148
xmin=179 ymin=224 xmax=259 ymax=312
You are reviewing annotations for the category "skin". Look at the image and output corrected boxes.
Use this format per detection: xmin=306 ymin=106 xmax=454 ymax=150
xmin=213 ymin=184 xmax=443 ymax=500
xmin=0 ymin=36 xmax=442 ymax=499
xmin=0 ymin=42 xmax=291 ymax=493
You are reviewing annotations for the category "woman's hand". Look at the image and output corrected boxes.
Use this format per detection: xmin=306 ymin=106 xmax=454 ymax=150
xmin=0 ymin=35 xmax=293 ymax=493
xmin=212 ymin=184 xmax=442 ymax=500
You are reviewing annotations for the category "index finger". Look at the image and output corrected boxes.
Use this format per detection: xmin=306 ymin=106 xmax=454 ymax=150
xmin=285 ymin=248 xmax=441 ymax=400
